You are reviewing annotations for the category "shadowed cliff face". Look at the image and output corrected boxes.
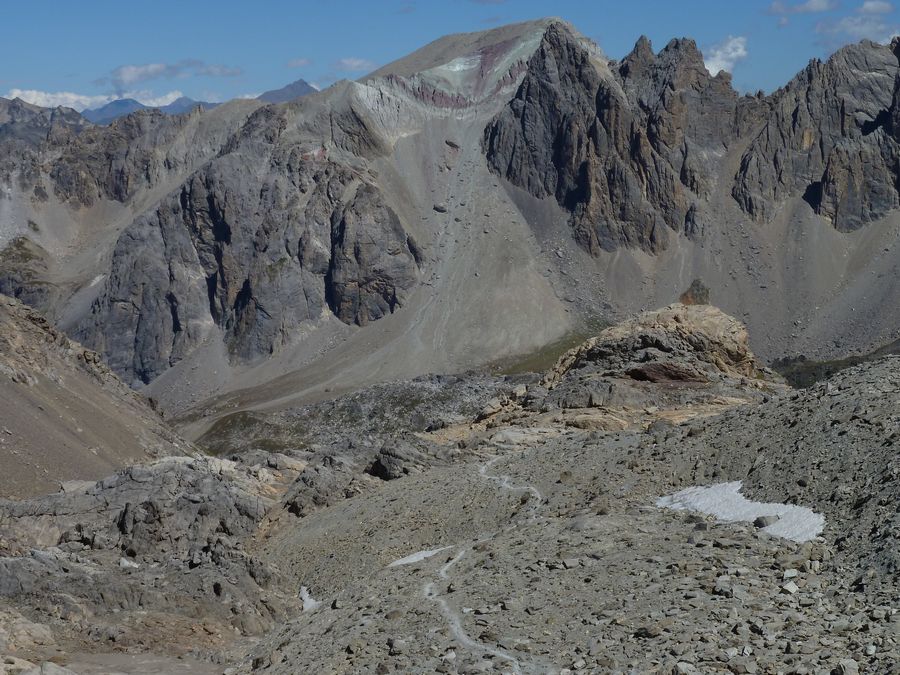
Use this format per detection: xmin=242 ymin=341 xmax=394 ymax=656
xmin=74 ymin=129 xmax=421 ymax=384
xmin=733 ymin=39 xmax=900 ymax=230
xmin=483 ymin=25 xmax=751 ymax=253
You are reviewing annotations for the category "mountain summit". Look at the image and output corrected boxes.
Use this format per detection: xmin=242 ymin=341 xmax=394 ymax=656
xmin=257 ymin=78 xmax=318 ymax=103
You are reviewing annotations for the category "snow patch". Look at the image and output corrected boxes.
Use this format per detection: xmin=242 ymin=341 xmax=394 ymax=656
xmin=89 ymin=274 xmax=106 ymax=287
xmin=436 ymin=56 xmax=481 ymax=73
xmin=656 ymin=481 xmax=825 ymax=543
xmin=299 ymin=586 xmax=320 ymax=612
xmin=389 ymin=546 xmax=452 ymax=567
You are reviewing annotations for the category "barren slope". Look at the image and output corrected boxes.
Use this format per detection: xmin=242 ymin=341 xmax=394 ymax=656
xmin=0 ymin=294 xmax=186 ymax=498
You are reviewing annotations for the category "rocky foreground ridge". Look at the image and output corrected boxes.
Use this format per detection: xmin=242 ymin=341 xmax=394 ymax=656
xmin=0 ymin=303 xmax=896 ymax=673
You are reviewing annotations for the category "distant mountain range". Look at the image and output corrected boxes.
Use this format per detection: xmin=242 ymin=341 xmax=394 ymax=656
xmin=82 ymin=96 xmax=219 ymax=124
xmin=82 ymin=79 xmax=318 ymax=124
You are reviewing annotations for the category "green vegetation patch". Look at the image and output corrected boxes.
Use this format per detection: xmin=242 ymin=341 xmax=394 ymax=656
xmin=0 ymin=236 xmax=46 ymax=266
xmin=198 ymin=410 xmax=305 ymax=456
xmin=773 ymin=338 xmax=900 ymax=388
xmin=490 ymin=318 xmax=611 ymax=376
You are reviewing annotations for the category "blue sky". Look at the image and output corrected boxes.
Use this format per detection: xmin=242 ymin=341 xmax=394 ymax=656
xmin=3 ymin=0 xmax=898 ymax=110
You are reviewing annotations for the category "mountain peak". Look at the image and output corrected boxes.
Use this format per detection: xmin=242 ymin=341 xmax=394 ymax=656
xmin=81 ymin=98 xmax=147 ymax=124
xmin=619 ymin=35 xmax=656 ymax=78
xmin=355 ymin=17 xmax=592 ymax=107
xmin=367 ymin=17 xmax=572 ymax=82
xmin=659 ymin=37 xmax=705 ymax=65
xmin=257 ymin=78 xmax=317 ymax=104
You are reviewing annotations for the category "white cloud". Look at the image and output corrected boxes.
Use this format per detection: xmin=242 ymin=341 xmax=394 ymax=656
xmin=236 ymin=93 xmax=262 ymax=99
xmin=859 ymin=0 xmax=893 ymax=13
xmin=196 ymin=64 xmax=242 ymax=78
xmin=137 ymin=90 xmax=184 ymax=107
xmin=287 ymin=57 xmax=312 ymax=68
xmin=770 ymin=0 xmax=838 ymax=13
xmin=333 ymin=57 xmax=377 ymax=72
xmin=704 ymin=36 xmax=749 ymax=75
xmin=5 ymin=89 xmax=113 ymax=110
xmin=112 ymin=63 xmax=170 ymax=87
xmin=101 ymin=59 xmax=242 ymax=91
xmin=5 ymin=88 xmax=184 ymax=111
xmin=770 ymin=0 xmax=837 ymax=23
xmin=816 ymin=14 xmax=900 ymax=43
xmin=795 ymin=0 xmax=838 ymax=10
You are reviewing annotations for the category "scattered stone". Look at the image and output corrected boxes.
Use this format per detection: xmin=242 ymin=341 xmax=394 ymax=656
xmin=781 ymin=581 xmax=800 ymax=595
xmin=834 ymin=658 xmax=859 ymax=675
xmin=753 ymin=515 xmax=779 ymax=528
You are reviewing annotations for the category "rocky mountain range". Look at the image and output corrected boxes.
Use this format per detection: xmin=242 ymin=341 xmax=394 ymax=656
xmin=1 ymin=19 xmax=898 ymax=427
xmin=0 ymin=16 xmax=899 ymax=674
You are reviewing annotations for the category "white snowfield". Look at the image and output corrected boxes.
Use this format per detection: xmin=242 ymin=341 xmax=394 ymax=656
xmin=388 ymin=546 xmax=453 ymax=567
xmin=656 ymin=481 xmax=825 ymax=543
xmin=299 ymin=586 xmax=321 ymax=612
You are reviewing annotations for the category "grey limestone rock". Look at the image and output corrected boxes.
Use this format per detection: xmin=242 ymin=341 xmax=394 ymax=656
xmin=732 ymin=39 xmax=900 ymax=229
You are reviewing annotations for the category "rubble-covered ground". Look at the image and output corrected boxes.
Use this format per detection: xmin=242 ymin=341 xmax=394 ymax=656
xmin=0 ymin=304 xmax=897 ymax=674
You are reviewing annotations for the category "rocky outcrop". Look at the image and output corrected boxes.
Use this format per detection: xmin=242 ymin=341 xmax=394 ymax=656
xmin=0 ymin=237 xmax=56 ymax=313
xmin=545 ymin=303 xmax=776 ymax=386
xmin=0 ymin=455 xmax=301 ymax=646
xmin=679 ymin=278 xmax=710 ymax=305
xmin=536 ymin=303 xmax=784 ymax=412
xmin=483 ymin=25 xmax=756 ymax=253
xmin=0 ymin=98 xmax=87 ymax=147
xmin=1 ymin=97 xmax=263 ymax=217
xmin=0 ymin=98 xmax=87 ymax=194
xmin=75 ymin=110 xmax=421 ymax=383
xmin=733 ymin=40 xmax=900 ymax=229
xmin=326 ymin=184 xmax=422 ymax=326
xmin=48 ymin=110 xmax=193 ymax=206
